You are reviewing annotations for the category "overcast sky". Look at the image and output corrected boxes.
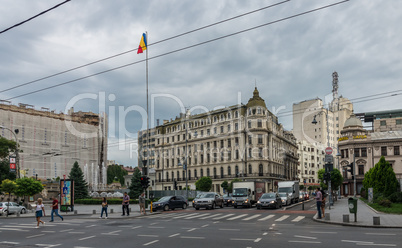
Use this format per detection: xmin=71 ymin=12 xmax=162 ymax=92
xmin=1 ymin=0 xmax=401 ymax=166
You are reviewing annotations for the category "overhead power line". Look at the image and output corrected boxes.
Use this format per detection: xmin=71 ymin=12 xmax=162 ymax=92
xmin=0 ymin=0 xmax=71 ymax=35
xmin=4 ymin=0 xmax=350 ymax=101
xmin=0 ymin=0 xmax=290 ymax=94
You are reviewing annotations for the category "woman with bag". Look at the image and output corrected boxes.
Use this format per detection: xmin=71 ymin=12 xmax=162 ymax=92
xmin=35 ymin=198 xmax=46 ymax=228
xmin=100 ymin=197 xmax=108 ymax=219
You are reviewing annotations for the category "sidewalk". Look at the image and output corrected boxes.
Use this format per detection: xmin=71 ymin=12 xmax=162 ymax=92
xmin=313 ymin=197 xmax=402 ymax=228
xmin=0 ymin=204 xmax=159 ymax=220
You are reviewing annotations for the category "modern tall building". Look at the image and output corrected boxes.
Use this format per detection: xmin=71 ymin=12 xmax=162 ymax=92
xmin=297 ymin=140 xmax=326 ymax=187
xmin=339 ymin=110 xmax=402 ymax=195
xmin=138 ymin=88 xmax=299 ymax=194
xmin=293 ymin=72 xmax=353 ymax=185
xmin=0 ymin=102 xmax=107 ymax=182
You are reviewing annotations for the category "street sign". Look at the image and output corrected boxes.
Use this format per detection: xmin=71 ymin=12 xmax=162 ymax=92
xmin=9 ymin=156 xmax=16 ymax=173
xmin=325 ymin=147 xmax=333 ymax=155
xmin=325 ymin=154 xmax=333 ymax=164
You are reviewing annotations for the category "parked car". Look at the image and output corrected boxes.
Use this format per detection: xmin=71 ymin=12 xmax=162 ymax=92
xmin=192 ymin=193 xmax=206 ymax=208
xmin=0 ymin=202 xmax=27 ymax=215
xmin=193 ymin=192 xmax=224 ymax=210
xmin=152 ymin=196 xmax=187 ymax=211
xmin=299 ymin=192 xmax=306 ymax=202
xmin=278 ymin=192 xmax=291 ymax=206
xmin=256 ymin=192 xmax=282 ymax=209
xmin=222 ymin=193 xmax=232 ymax=206
xmin=305 ymin=192 xmax=310 ymax=200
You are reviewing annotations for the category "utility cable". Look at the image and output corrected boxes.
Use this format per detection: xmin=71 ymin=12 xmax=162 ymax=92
xmin=4 ymin=0 xmax=350 ymax=101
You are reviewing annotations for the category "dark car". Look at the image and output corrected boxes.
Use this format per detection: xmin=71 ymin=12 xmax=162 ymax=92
xmin=223 ymin=193 xmax=232 ymax=206
xmin=152 ymin=196 xmax=187 ymax=211
xmin=256 ymin=193 xmax=282 ymax=209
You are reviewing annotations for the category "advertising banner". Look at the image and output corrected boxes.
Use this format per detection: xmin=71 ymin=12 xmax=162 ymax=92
xmin=60 ymin=179 xmax=74 ymax=211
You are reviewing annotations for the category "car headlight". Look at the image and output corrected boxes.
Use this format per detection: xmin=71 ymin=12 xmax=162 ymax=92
xmin=244 ymin=199 xmax=248 ymax=203
xmin=282 ymin=200 xmax=285 ymax=203
xmin=270 ymin=201 xmax=275 ymax=204
xmin=257 ymin=201 xmax=261 ymax=204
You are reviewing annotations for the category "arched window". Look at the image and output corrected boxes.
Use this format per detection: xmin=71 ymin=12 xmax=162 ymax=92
xmin=228 ymin=112 xmax=231 ymax=119
xmin=248 ymin=108 xmax=252 ymax=115
xmin=235 ymin=111 xmax=238 ymax=118
xmin=220 ymin=114 xmax=224 ymax=121
xmin=194 ymin=169 xmax=198 ymax=178
xmin=188 ymin=170 xmax=191 ymax=180
xmin=213 ymin=167 xmax=217 ymax=177
xmin=177 ymin=171 xmax=180 ymax=180
xmin=207 ymin=168 xmax=210 ymax=177
xmin=166 ymin=172 xmax=169 ymax=181
xmin=259 ymin=164 xmax=263 ymax=176
xmin=214 ymin=116 xmax=217 ymax=122
xmin=228 ymin=166 xmax=231 ymax=176
xmin=172 ymin=171 xmax=175 ymax=180
xmin=249 ymin=164 xmax=252 ymax=175
xmin=220 ymin=167 xmax=224 ymax=178
xmin=201 ymin=168 xmax=204 ymax=177
xmin=158 ymin=172 xmax=161 ymax=182
xmin=235 ymin=165 xmax=239 ymax=177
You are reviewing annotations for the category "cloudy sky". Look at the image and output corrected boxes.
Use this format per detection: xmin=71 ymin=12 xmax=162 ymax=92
xmin=1 ymin=0 xmax=401 ymax=166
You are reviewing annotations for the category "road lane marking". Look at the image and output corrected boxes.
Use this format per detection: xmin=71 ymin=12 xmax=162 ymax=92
xmin=180 ymin=236 xmax=205 ymax=239
xmin=132 ymin=226 xmax=142 ymax=229
xmin=85 ymin=225 xmax=96 ymax=228
xmin=201 ymin=224 xmax=209 ymax=228
xmin=36 ymin=244 xmax=61 ymax=247
xmin=230 ymin=238 xmax=255 ymax=241
xmin=310 ymin=231 xmax=337 ymax=234
xmin=184 ymin=213 xmax=210 ymax=219
xmin=289 ymin=241 xmax=321 ymax=244
xmin=365 ymin=233 xmax=396 ymax=236
xmin=150 ymin=222 xmax=158 ymax=225
xmin=213 ymin=214 xmax=235 ymax=220
xmin=243 ymin=214 xmax=261 ymax=221
xmin=0 ymin=228 xmax=28 ymax=232
xmin=254 ymin=238 xmax=262 ymax=242
xmin=275 ymin=215 xmax=290 ymax=222
xmin=263 ymin=232 xmax=268 ymax=236
xmin=143 ymin=240 xmax=159 ymax=246
xmin=342 ymin=240 xmax=374 ymax=244
xmin=60 ymin=229 xmax=74 ymax=232
xmin=79 ymin=236 xmax=96 ymax=241
xmin=148 ymin=226 xmax=165 ymax=229
xmin=169 ymin=233 xmax=180 ymax=238
xmin=42 ymin=231 xmax=56 ymax=233
xmin=69 ymin=232 xmax=85 ymax=234
xmin=294 ymin=235 xmax=317 ymax=240
xmin=187 ymin=228 xmax=197 ymax=232
xmin=26 ymin=234 xmax=45 ymax=239
xmin=0 ymin=242 xmax=20 ymax=245
xmin=258 ymin=214 xmax=275 ymax=221
xmin=227 ymin=214 xmax=248 ymax=220
xmin=174 ymin=213 xmax=198 ymax=219
xmin=292 ymin=216 xmax=305 ymax=222
xmin=138 ymin=235 xmax=159 ymax=237
xmin=200 ymin=213 xmax=222 ymax=219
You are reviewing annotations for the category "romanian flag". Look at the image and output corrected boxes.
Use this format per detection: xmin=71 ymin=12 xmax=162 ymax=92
xmin=137 ymin=33 xmax=147 ymax=54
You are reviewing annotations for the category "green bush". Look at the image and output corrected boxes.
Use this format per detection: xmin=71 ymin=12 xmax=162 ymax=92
xmin=74 ymin=198 xmax=156 ymax=205
xmin=388 ymin=192 xmax=402 ymax=203
xmin=378 ymin=198 xmax=392 ymax=208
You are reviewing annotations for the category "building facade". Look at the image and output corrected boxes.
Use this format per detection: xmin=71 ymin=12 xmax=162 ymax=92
xmin=338 ymin=112 xmax=402 ymax=196
xmin=0 ymin=102 xmax=107 ymax=183
xmin=297 ymin=140 xmax=326 ymax=188
xmin=138 ymin=88 xmax=298 ymax=195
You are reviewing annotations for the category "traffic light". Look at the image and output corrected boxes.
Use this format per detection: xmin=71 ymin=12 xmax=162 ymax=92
xmin=145 ymin=177 xmax=150 ymax=189
xmin=347 ymin=162 xmax=354 ymax=180
xmin=140 ymin=176 xmax=146 ymax=187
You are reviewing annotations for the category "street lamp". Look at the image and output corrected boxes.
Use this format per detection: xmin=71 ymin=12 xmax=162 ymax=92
xmin=312 ymin=111 xmax=333 ymax=207
xmin=0 ymin=125 xmax=20 ymax=178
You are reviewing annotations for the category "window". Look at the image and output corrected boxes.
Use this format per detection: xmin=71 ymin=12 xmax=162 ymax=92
xmin=235 ymin=123 xmax=239 ymax=131
xmin=235 ymin=150 xmax=239 ymax=159
xmin=228 ymin=112 xmax=231 ymax=119
xmin=214 ymin=141 xmax=217 ymax=148
xmin=166 ymin=172 xmax=169 ymax=181
xmin=207 ymin=153 xmax=210 ymax=163
xmin=248 ymin=164 xmax=252 ymax=174
xmin=207 ymin=142 xmax=210 ymax=149
xmin=380 ymin=120 xmax=386 ymax=126
xmin=214 ymin=127 xmax=217 ymax=134
xmin=220 ymin=126 xmax=224 ymax=133
xmin=194 ymin=169 xmax=197 ymax=178
xmin=220 ymin=140 xmax=224 ymax=148
xmin=257 ymin=119 xmax=262 ymax=127
xmin=394 ymin=146 xmax=400 ymax=156
xmin=188 ymin=170 xmax=191 ymax=180
xmin=227 ymin=166 xmax=231 ymax=176
xmin=358 ymin=164 xmax=364 ymax=175
xmin=172 ymin=136 xmax=175 ymax=142
xmin=214 ymin=116 xmax=217 ymax=122
xmin=177 ymin=171 xmax=180 ymax=180
xmin=167 ymin=137 xmax=169 ymax=143
xmin=259 ymin=148 xmax=263 ymax=158
xmin=258 ymin=134 xmax=263 ymax=144
xmin=201 ymin=130 xmax=204 ymax=137
xmin=361 ymin=148 xmax=367 ymax=157
xmin=259 ymin=164 xmax=263 ymax=176
xmin=166 ymin=159 xmax=169 ymax=167
xmin=235 ymin=166 xmax=239 ymax=177
xmin=201 ymin=154 xmax=204 ymax=163
xmin=228 ymin=139 xmax=231 ymax=147
xmin=248 ymin=135 xmax=252 ymax=145
xmin=396 ymin=119 xmax=402 ymax=125
xmin=354 ymin=148 xmax=360 ymax=157
xmin=201 ymin=169 xmax=204 ymax=177
xmin=235 ymin=111 xmax=239 ymax=118
xmin=257 ymin=107 xmax=262 ymax=114
xmin=220 ymin=167 xmax=224 ymax=177
xmin=207 ymin=168 xmax=210 ymax=177
xmin=235 ymin=137 xmax=239 ymax=145
xmin=248 ymin=121 xmax=252 ymax=128
xmin=207 ymin=129 xmax=210 ymax=136
xmin=227 ymin=124 xmax=231 ymax=132
xmin=213 ymin=153 xmax=217 ymax=162
xmin=213 ymin=167 xmax=217 ymax=177
xmin=228 ymin=150 xmax=232 ymax=160
xmin=248 ymin=148 xmax=252 ymax=158
xmin=381 ymin=146 xmax=387 ymax=156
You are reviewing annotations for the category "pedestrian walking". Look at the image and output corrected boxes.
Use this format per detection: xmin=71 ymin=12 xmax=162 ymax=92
xmin=122 ymin=192 xmax=130 ymax=216
xmin=50 ymin=196 xmax=64 ymax=222
xmin=35 ymin=198 xmax=46 ymax=228
xmin=321 ymin=189 xmax=326 ymax=218
xmin=100 ymin=197 xmax=108 ymax=219
xmin=315 ymin=187 xmax=322 ymax=219
xmin=139 ymin=192 xmax=146 ymax=215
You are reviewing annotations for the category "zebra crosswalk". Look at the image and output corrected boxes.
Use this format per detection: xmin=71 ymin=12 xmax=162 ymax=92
xmin=144 ymin=212 xmax=308 ymax=223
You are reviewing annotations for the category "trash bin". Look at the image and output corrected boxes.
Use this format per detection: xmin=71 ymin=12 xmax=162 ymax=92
xmin=348 ymin=197 xmax=357 ymax=214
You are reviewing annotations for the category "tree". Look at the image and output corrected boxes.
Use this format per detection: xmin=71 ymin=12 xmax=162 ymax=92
xmin=228 ymin=178 xmax=242 ymax=193
xmin=221 ymin=180 xmax=229 ymax=193
xmin=0 ymin=179 xmax=17 ymax=216
xmin=0 ymin=159 xmax=16 ymax=183
xmin=363 ymin=156 xmax=398 ymax=197
xmin=107 ymin=164 xmax=128 ymax=185
xmin=318 ymin=168 xmax=343 ymax=192
xmin=14 ymin=177 xmax=44 ymax=199
xmin=128 ymin=167 xmax=143 ymax=199
xmin=195 ymin=177 xmax=212 ymax=192
xmin=68 ymin=161 xmax=89 ymax=199
xmin=0 ymin=136 xmax=17 ymax=159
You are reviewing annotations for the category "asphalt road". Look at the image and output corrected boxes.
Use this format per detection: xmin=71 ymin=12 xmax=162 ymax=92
xmin=0 ymin=201 xmax=401 ymax=248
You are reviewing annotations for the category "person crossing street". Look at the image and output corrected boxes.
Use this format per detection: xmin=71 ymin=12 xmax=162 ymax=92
xmin=50 ymin=196 xmax=64 ymax=222
xmin=122 ymin=192 xmax=130 ymax=216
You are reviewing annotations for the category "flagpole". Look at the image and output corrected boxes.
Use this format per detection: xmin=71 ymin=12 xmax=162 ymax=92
xmin=146 ymin=31 xmax=150 ymax=200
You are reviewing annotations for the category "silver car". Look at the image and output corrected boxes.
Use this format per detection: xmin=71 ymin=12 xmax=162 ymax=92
xmin=0 ymin=202 xmax=27 ymax=215
xmin=194 ymin=192 xmax=224 ymax=210
xmin=278 ymin=193 xmax=291 ymax=206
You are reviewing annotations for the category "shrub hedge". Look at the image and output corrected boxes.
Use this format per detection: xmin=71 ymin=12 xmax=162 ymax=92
xmin=75 ymin=198 xmax=154 ymax=205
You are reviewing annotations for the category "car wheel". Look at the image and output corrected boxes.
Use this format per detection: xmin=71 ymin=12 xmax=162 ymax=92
xmin=234 ymin=205 xmax=237 ymax=208
xmin=212 ymin=203 xmax=216 ymax=209
xmin=164 ymin=205 xmax=169 ymax=211
xmin=21 ymin=209 xmax=26 ymax=214
xmin=257 ymin=206 xmax=260 ymax=210
xmin=182 ymin=203 xmax=187 ymax=209
xmin=195 ymin=207 xmax=200 ymax=210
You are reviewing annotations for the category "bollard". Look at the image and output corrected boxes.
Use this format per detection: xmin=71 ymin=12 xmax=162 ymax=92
xmin=343 ymin=214 xmax=349 ymax=223
xmin=110 ymin=209 xmax=114 ymax=213
xmin=93 ymin=210 xmax=96 ymax=214
xmin=373 ymin=216 xmax=380 ymax=225
xmin=325 ymin=213 xmax=330 ymax=220
xmin=74 ymin=210 xmax=77 ymax=214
